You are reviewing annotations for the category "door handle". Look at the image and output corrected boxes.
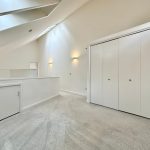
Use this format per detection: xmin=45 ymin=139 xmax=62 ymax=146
xmin=108 ymin=78 xmax=111 ymax=81
xmin=17 ymin=91 xmax=20 ymax=97
xmin=129 ymin=79 xmax=132 ymax=82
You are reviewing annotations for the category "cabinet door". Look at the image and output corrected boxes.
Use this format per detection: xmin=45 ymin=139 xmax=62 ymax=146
xmin=119 ymin=33 xmax=141 ymax=115
xmin=0 ymin=85 xmax=20 ymax=120
xmin=102 ymin=40 xmax=119 ymax=109
xmin=141 ymin=30 xmax=150 ymax=118
xmin=90 ymin=44 xmax=103 ymax=105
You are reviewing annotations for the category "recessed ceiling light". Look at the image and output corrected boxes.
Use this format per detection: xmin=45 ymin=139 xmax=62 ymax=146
xmin=28 ymin=29 xmax=32 ymax=32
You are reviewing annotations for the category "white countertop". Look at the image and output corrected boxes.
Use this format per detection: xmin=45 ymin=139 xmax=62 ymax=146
xmin=0 ymin=83 xmax=22 ymax=88
xmin=0 ymin=76 xmax=60 ymax=81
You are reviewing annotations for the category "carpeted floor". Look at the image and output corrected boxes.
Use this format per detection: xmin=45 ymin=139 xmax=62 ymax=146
xmin=0 ymin=92 xmax=150 ymax=150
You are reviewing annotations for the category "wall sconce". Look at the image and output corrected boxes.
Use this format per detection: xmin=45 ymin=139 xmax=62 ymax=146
xmin=48 ymin=62 xmax=53 ymax=65
xmin=48 ymin=60 xmax=53 ymax=68
xmin=72 ymin=57 xmax=79 ymax=64
xmin=48 ymin=57 xmax=53 ymax=70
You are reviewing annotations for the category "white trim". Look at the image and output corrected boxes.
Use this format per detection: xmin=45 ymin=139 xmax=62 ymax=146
xmin=19 ymin=83 xmax=23 ymax=113
xmin=22 ymin=94 xmax=59 ymax=111
xmin=90 ymin=22 xmax=150 ymax=46
xmin=0 ymin=76 xmax=60 ymax=81
xmin=61 ymin=90 xmax=86 ymax=97
xmin=0 ymin=83 xmax=21 ymax=88
xmin=87 ymin=46 xmax=91 ymax=103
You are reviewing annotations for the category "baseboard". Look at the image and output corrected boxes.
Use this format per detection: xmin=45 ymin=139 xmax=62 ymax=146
xmin=61 ymin=90 xmax=86 ymax=97
xmin=22 ymin=94 xmax=59 ymax=111
xmin=87 ymin=99 xmax=90 ymax=103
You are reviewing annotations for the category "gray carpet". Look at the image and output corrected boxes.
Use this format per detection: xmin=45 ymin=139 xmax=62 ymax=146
xmin=0 ymin=92 xmax=150 ymax=150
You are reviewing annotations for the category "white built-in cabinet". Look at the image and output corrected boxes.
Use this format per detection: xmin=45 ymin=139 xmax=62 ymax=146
xmin=91 ymin=40 xmax=118 ymax=109
xmin=102 ymin=40 xmax=118 ymax=109
xmin=119 ymin=33 xmax=141 ymax=115
xmin=91 ymin=44 xmax=103 ymax=105
xmin=141 ymin=30 xmax=150 ymax=118
xmin=0 ymin=85 xmax=20 ymax=120
xmin=89 ymin=27 xmax=150 ymax=118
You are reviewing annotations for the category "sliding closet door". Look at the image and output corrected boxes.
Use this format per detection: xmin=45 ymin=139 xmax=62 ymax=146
xmin=90 ymin=44 xmax=103 ymax=105
xmin=141 ymin=30 xmax=150 ymax=118
xmin=119 ymin=33 xmax=141 ymax=115
xmin=102 ymin=40 xmax=118 ymax=109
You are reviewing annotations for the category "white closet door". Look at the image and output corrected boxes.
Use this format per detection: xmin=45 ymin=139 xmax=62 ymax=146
xmin=141 ymin=30 xmax=150 ymax=118
xmin=0 ymin=85 xmax=20 ymax=120
xmin=119 ymin=33 xmax=141 ymax=115
xmin=90 ymin=44 xmax=103 ymax=105
xmin=102 ymin=40 xmax=118 ymax=109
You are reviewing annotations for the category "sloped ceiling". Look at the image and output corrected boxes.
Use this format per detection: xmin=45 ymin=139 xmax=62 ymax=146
xmin=0 ymin=0 xmax=90 ymax=54
xmin=0 ymin=0 xmax=60 ymax=31
xmin=0 ymin=0 xmax=59 ymax=15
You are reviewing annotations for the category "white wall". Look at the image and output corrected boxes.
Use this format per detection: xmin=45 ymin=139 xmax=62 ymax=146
xmin=0 ymin=41 xmax=39 ymax=77
xmin=38 ymin=25 xmax=87 ymax=96
xmin=0 ymin=77 xmax=60 ymax=110
xmin=0 ymin=41 xmax=39 ymax=69
xmin=38 ymin=0 xmax=150 ymax=96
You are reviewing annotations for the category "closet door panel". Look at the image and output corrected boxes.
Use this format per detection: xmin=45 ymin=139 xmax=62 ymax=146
xmin=119 ymin=33 xmax=141 ymax=115
xmin=90 ymin=45 xmax=103 ymax=105
xmin=141 ymin=30 xmax=150 ymax=118
xmin=0 ymin=85 xmax=20 ymax=121
xmin=102 ymin=40 xmax=118 ymax=109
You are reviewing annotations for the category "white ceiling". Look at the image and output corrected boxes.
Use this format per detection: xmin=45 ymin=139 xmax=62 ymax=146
xmin=0 ymin=4 xmax=58 ymax=31
xmin=0 ymin=0 xmax=58 ymax=15
xmin=0 ymin=0 xmax=90 ymax=54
